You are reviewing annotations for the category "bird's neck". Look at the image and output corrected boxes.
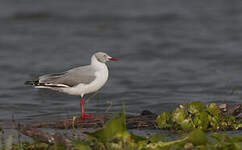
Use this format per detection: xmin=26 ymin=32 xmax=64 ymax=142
xmin=91 ymin=55 xmax=107 ymax=70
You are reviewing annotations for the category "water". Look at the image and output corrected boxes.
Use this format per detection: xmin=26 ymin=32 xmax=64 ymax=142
xmin=0 ymin=0 xmax=242 ymax=122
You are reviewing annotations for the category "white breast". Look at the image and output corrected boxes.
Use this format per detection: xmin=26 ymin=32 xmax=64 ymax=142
xmin=82 ymin=67 xmax=109 ymax=94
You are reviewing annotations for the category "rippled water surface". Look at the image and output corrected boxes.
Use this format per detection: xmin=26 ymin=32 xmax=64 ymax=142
xmin=1 ymin=0 xmax=242 ymax=121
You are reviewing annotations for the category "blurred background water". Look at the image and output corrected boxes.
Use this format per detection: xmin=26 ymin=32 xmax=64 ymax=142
xmin=0 ymin=0 xmax=242 ymax=122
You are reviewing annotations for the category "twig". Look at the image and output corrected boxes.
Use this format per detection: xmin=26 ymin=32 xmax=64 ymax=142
xmin=105 ymin=100 xmax=112 ymax=113
xmin=18 ymin=124 xmax=78 ymax=150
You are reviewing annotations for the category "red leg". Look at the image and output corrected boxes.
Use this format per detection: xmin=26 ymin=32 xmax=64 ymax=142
xmin=80 ymin=96 xmax=92 ymax=119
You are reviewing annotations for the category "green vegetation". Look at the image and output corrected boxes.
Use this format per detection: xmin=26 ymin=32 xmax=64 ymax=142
xmin=157 ymin=101 xmax=242 ymax=131
xmin=0 ymin=102 xmax=241 ymax=150
xmin=72 ymin=106 xmax=242 ymax=150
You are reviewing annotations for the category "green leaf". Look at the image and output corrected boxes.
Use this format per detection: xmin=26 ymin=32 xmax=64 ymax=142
xmin=187 ymin=101 xmax=204 ymax=114
xmin=156 ymin=112 xmax=172 ymax=128
xmin=146 ymin=137 xmax=189 ymax=149
xmin=85 ymin=112 xmax=127 ymax=143
xmin=188 ymin=129 xmax=207 ymax=146
xmin=208 ymin=115 xmax=221 ymax=130
xmin=171 ymin=108 xmax=186 ymax=124
xmin=180 ymin=118 xmax=194 ymax=131
xmin=193 ymin=111 xmax=209 ymax=130
xmin=206 ymin=103 xmax=220 ymax=116
xmin=84 ymin=103 xmax=129 ymax=148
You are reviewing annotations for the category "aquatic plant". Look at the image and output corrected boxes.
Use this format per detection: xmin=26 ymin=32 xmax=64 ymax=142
xmin=1 ymin=102 xmax=242 ymax=150
xmin=157 ymin=101 xmax=242 ymax=131
xmin=3 ymin=126 xmax=242 ymax=150
xmin=77 ymin=105 xmax=242 ymax=150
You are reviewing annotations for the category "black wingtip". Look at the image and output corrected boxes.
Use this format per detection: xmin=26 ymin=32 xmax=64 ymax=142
xmin=24 ymin=80 xmax=39 ymax=86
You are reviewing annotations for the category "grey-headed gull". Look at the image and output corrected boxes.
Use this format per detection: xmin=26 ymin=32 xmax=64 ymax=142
xmin=25 ymin=52 xmax=117 ymax=119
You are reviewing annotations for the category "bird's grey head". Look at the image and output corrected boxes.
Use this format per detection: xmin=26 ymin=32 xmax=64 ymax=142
xmin=94 ymin=52 xmax=118 ymax=63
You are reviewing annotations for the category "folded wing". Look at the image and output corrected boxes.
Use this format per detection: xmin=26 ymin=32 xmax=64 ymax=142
xmin=39 ymin=66 xmax=96 ymax=87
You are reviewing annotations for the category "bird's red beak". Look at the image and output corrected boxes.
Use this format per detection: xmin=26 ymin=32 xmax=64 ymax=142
xmin=109 ymin=57 xmax=118 ymax=61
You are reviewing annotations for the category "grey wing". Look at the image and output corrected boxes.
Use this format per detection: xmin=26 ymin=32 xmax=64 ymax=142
xmin=39 ymin=66 xmax=96 ymax=87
